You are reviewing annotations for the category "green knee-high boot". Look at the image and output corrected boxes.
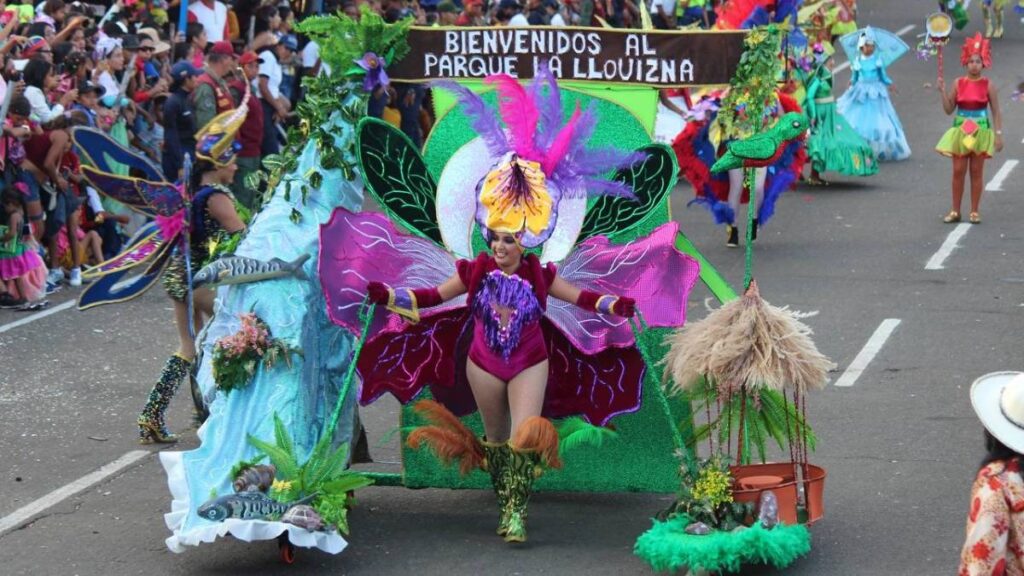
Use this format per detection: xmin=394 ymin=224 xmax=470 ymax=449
xmin=138 ymin=354 xmax=191 ymax=444
xmin=994 ymin=5 xmax=1005 ymax=38
xmin=502 ymin=446 xmax=542 ymax=543
xmin=501 ymin=416 xmax=562 ymax=543
xmin=482 ymin=440 xmax=513 ymax=535
xmin=983 ymin=4 xmax=994 ymax=37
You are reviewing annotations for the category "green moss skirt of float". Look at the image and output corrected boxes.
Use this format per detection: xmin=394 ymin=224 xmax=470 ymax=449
xmin=935 ymin=116 xmax=995 ymax=158
xmin=634 ymin=515 xmax=812 ymax=574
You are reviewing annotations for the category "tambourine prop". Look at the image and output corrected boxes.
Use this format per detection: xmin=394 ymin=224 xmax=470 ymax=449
xmin=917 ymin=12 xmax=953 ymax=83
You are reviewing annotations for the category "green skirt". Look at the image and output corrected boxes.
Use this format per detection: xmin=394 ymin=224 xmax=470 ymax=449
xmin=807 ymin=100 xmax=879 ymax=176
xmin=935 ymin=116 xmax=995 ymax=158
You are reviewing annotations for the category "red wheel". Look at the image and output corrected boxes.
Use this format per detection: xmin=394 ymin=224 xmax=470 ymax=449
xmin=278 ymin=535 xmax=296 ymax=564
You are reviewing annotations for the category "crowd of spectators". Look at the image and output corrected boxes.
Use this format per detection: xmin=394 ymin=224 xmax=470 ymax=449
xmin=0 ymin=0 xmax=722 ymax=310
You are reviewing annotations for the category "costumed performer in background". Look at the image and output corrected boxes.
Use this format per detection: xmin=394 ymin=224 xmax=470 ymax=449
xmin=836 ymin=26 xmax=911 ymax=162
xmin=803 ymin=42 xmax=877 ymax=184
xmin=982 ymin=0 xmax=1008 ymax=37
xmin=322 ymin=69 xmax=700 ymax=544
xmin=673 ymin=88 xmax=807 ymax=247
xmin=71 ymin=102 xmax=248 ymax=443
xmin=935 ymin=33 xmax=1003 ymax=224
xmin=140 ymin=114 xmax=247 ymax=443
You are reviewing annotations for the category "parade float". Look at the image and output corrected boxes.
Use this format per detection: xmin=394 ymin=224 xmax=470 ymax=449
xmin=75 ymin=4 xmax=833 ymax=568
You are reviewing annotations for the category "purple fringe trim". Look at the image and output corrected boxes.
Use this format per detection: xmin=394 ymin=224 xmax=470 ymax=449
xmin=472 ymin=270 xmax=542 ymax=360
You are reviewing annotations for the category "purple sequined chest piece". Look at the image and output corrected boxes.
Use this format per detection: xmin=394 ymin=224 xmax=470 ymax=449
xmin=472 ymin=270 xmax=542 ymax=360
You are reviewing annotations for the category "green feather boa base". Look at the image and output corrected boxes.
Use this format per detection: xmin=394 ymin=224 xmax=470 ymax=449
xmin=634 ymin=514 xmax=811 ymax=573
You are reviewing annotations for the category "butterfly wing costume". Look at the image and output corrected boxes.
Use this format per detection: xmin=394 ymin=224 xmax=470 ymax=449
xmin=320 ymin=68 xmax=701 ymax=426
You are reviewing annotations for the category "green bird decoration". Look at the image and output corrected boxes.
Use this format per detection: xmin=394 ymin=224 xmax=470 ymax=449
xmin=711 ymin=112 xmax=810 ymax=173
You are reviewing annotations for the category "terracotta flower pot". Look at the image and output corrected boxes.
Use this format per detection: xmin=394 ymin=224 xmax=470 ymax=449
xmin=730 ymin=463 xmax=800 ymax=525
xmin=802 ymin=463 xmax=827 ymax=525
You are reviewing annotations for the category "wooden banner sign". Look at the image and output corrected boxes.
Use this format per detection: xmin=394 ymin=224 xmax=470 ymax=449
xmin=388 ymin=27 xmax=746 ymax=87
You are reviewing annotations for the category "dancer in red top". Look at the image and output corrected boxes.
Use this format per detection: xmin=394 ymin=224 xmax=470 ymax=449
xmin=935 ymin=33 xmax=1003 ymax=224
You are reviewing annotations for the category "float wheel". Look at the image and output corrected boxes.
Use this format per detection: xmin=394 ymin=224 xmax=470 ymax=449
xmin=278 ymin=533 xmax=296 ymax=564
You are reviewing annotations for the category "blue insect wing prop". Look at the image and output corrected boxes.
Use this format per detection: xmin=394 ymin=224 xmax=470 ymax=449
xmin=72 ymin=126 xmax=165 ymax=182
xmin=181 ymin=153 xmax=197 ymax=340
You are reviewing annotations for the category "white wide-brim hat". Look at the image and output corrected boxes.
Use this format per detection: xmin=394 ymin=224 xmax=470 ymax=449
xmin=971 ymin=371 xmax=1024 ymax=455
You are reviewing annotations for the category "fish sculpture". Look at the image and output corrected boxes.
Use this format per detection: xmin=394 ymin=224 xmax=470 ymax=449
xmin=191 ymin=253 xmax=310 ymax=289
xmin=197 ymin=491 xmax=316 ymax=522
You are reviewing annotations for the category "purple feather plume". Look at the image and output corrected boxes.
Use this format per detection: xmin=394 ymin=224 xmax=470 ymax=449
xmin=550 ymin=147 xmax=646 ymax=199
xmin=531 ymin=61 xmax=563 ymax=151
xmin=432 ymin=80 xmax=509 ymax=157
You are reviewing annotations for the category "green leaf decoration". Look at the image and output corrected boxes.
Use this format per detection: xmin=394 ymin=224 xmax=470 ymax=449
xmin=355 ymin=117 xmax=442 ymax=243
xmin=578 ymin=144 xmax=676 ymax=241
xmin=555 ymin=417 xmax=620 ymax=453
xmin=689 ymin=388 xmax=815 ymax=464
xmin=716 ymin=25 xmax=784 ymax=144
xmin=321 ymin=475 xmax=374 ymax=495
xmin=244 ymin=411 xmax=374 ymax=532
xmin=273 ymin=415 xmax=296 ymax=463
xmin=296 ymin=5 xmax=412 ymax=82
xmin=313 ymin=492 xmax=353 ymax=535
xmin=247 ymin=433 xmax=301 ymax=482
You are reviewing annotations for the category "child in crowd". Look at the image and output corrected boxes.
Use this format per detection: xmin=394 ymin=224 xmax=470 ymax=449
xmin=0 ymin=189 xmax=48 ymax=309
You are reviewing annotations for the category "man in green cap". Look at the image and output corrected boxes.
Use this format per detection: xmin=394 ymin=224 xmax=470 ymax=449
xmin=436 ymin=0 xmax=459 ymax=25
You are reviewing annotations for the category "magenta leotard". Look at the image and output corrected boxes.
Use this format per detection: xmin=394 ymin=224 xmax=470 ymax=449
xmin=457 ymin=253 xmax=557 ymax=381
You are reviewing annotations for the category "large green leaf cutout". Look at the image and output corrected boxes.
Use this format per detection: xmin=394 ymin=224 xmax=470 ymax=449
xmin=578 ymin=144 xmax=676 ymax=241
xmin=355 ymin=117 xmax=442 ymax=244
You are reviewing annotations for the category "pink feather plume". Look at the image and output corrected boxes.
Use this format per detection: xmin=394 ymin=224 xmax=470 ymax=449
xmin=484 ymin=74 xmax=540 ymax=161
xmin=541 ymin=103 xmax=581 ymax=176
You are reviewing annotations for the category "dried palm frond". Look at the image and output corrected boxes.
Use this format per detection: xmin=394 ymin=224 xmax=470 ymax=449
xmin=662 ymin=280 xmax=835 ymax=397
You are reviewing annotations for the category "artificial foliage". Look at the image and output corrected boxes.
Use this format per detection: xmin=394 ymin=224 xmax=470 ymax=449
xmin=211 ymin=313 xmax=302 ymax=394
xmin=246 ymin=414 xmax=374 ymax=533
xmin=689 ymin=386 xmax=817 ymax=464
xmin=635 ymin=514 xmax=812 ymax=574
xmin=247 ymin=5 xmax=412 ymax=208
xmin=717 ymin=25 xmax=785 ymax=144
xmin=663 ymin=455 xmax=752 ymax=531
xmin=555 ymin=416 xmax=620 ymax=454
xmin=203 ymin=200 xmax=252 ymax=265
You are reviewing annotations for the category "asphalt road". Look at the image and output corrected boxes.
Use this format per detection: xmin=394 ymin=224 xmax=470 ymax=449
xmin=3 ymin=2 xmax=1024 ymax=574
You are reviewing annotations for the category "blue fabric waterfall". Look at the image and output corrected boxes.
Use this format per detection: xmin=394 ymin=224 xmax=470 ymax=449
xmin=160 ymin=108 xmax=365 ymax=554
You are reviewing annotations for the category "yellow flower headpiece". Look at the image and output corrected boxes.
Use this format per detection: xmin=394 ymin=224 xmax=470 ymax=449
xmin=476 ymin=154 xmax=556 ymax=248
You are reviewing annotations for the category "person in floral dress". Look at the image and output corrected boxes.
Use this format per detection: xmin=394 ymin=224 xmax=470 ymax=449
xmin=961 ymin=372 xmax=1024 ymax=575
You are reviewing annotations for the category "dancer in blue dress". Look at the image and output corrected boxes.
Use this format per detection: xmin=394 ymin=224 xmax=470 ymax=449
xmin=837 ymin=27 xmax=911 ymax=162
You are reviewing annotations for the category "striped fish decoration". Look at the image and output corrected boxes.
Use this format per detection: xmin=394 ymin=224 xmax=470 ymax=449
xmin=197 ymin=491 xmax=317 ymax=522
xmin=192 ymin=253 xmax=310 ymax=289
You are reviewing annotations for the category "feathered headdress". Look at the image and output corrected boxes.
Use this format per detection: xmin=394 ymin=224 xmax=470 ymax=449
xmin=195 ymin=82 xmax=250 ymax=167
xmin=960 ymin=32 xmax=992 ymax=68
xmin=434 ymin=64 xmax=644 ymax=248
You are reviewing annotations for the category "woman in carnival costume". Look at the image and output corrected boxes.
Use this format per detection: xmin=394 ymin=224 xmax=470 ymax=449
xmin=936 ymin=33 xmax=1003 ymax=224
xmin=982 ymin=0 xmax=1008 ymax=38
xmin=321 ymin=69 xmax=701 ymax=543
xmin=836 ymin=27 xmax=911 ymax=162
xmin=939 ymin=0 xmax=972 ymax=30
xmin=799 ymin=0 xmax=858 ymax=44
xmin=803 ymin=42 xmax=877 ymax=184
xmin=673 ymin=89 xmax=807 ymax=247
xmin=71 ymin=101 xmax=248 ymax=443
